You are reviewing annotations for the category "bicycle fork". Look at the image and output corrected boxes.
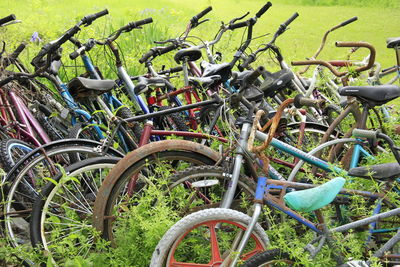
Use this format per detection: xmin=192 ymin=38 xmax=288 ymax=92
xmin=222 ymin=177 xmax=268 ymax=267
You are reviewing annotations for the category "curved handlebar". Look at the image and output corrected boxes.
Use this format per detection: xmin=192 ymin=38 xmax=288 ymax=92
xmin=292 ymin=41 xmax=376 ymax=77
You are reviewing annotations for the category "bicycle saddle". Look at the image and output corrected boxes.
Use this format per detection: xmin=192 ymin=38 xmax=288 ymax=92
xmin=348 ymin=162 xmax=400 ymax=180
xmin=188 ymin=75 xmax=221 ymax=88
xmin=68 ymin=77 xmax=116 ymax=100
xmin=386 ymin=37 xmax=400 ymax=49
xmin=259 ymin=69 xmax=294 ymax=98
xmin=201 ymin=61 xmax=231 ymax=82
xmin=174 ymin=48 xmax=202 ymax=64
xmin=134 ymin=76 xmax=175 ymax=95
xmin=284 ymin=177 xmax=345 ymax=212
xmin=338 ymin=85 xmax=400 ymax=106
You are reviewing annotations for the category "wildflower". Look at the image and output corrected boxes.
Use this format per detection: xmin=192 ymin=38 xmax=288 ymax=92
xmin=30 ymin=31 xmax=41 ymax=43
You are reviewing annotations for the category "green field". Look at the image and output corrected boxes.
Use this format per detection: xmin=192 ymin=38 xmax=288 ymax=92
xmin=0 ymin=0 xmax=399 ymax=77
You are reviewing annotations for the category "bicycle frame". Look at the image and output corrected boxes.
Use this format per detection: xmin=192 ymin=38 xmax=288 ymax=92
xmin=0 ymin=86 xmax=51 ymax=146
xmin=228 ymin=175 xmax=400 ymax=266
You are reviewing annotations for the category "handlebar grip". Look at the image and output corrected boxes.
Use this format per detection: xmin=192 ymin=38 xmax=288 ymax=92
xmin=190 ymin=6 xmax=212 ymax=26
xmin=0 ymin=14 xmax=16 ymax=26
xmin=69 ymin=51 xmax=80 ymax=60
xmin=135 ymin=17 xmax=153 ymax=27
xmin=158 ymin=66 xmax=183 ymax=75
xmin=9 ymin=42 xmax=26 ymax=61
xmin=282 ymin=12 xmax=299 ymax=27
xmin=256 ymin=2 xmax=272 ymax=18
xmin=122 ymin=17 xmax=153 ymax=32
xmin=159 ymin=44 xmax=177 ymax=56
xmin=244 ymin=66 xmax=265 ymax=86
xmin=293 ymin=94 xmax=325 ymax=109
xmin=229 ymin=21 xmax=248 ymax=30
xmin=168 ymin=66 xmax=183 ymax=73
xmin=139 ymin=49 xmax=155 ymax=64
xmin=352 ymin=128 xmax=379 ymax=140
xmin=81 ymin=9 xmax=109 ymax=25
xmin=340 ymin=16 xmax=357 ymax=27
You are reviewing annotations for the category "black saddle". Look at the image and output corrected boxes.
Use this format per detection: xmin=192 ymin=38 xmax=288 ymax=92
xmin=134 ymin=76 xmax=175 ymax=95
xmin=201 ymin=62 xmax=231 ymax=82
xmin=386 ymin=37 xmax=400 ymax=49
xmin=174 ymin=48 xmax=202 ymax=64
xmin=259 ymin=69 xmax=294 ymax=98
xmin=188 ymin=75 xmax=221 ymax=88
xmin=338 ymin=85 xmax=400 ymax=106
xmin=348 ymin=162 xmax=400 ymax=180
xmin=68 ymin=77 xmax=115 ymax=100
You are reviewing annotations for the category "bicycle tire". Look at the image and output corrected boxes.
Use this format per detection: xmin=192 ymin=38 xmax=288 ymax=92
xmin=241 ymin=248 xmax=294 ymax=267
xmin=154 ymin=106 xmax=189 ymax=132
xmin=150 ymin=208 xmax=269 ymax=267
xmin=0 ymin=138 xmax=33 ymax=172
xmin=2 ymin=140 xmax=123 ymax=249
xmin=30 ymin=156 xmax=120 ymax=262
xmin=93 ymin=140 xmax=220 ymax=242
xmin=115 ymin=106 xmax=142 ymax=142
xmin=35 ymin=112 xmax=65 ymax=141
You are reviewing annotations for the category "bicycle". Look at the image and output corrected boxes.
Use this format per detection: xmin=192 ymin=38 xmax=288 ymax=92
xmin=150 ymin=123 xmax=400 ymax=266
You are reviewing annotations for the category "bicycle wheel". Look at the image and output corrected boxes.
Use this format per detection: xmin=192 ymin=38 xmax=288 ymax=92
xmin=115 ymin=106 xmax=142 ymax=141
xmin=2 ymin=139 xmax=123 ymax=248
xmin=150 ymin=208 xmax=269 ymax=267
xmin=93 ymin=140 xmax=220 ymax=242
xmin=0 ymin=138 xmax=33 ymax=172
xmin=242 ymin=249 xmax=294 ymax=267
xmin=30 ymin=156 xmax=120 ymax=262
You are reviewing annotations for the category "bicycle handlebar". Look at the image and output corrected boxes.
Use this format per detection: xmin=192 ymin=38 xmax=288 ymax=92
xmin=229 ymin=21 xmax=248 ymax=30
xmin=31 ymin=10 xmax=109 ymax=69
xmin=299 ymin=16 xmax=358 ymax=75
xmin=293 ymin=94 xmax=325 ymax=109
xmin=291 ymin=41 xmax=376 ymax=77
xmin=190 ymin=6 xmax=212 ymax=28
xmin=256 ymin=2 xmax=272 ymax=18
xmin=338 ymin=16 xmax=358 ymax=28
xmin=9 ymin=42 xmax=26 ymax=61
xmin=81 ymin=9 xmax=108 ymax=26
xmin=0 ymin=14 xmax=16 ymax=26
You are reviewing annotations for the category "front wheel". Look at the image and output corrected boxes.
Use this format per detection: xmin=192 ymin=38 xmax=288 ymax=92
xmin=151 ymin=208 xmax=269 ymax=267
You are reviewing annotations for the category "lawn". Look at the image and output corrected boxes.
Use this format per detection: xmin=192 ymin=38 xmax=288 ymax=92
xmin=0 ymin=0 xmax=398 ymax=77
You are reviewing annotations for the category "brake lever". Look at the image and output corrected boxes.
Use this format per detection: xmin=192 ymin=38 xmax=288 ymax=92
xmin=1 ymin=20 xmax=22 ymax=27
xmin=196 ymin=18 xmax=209 ymax=27
xmin=229 ymin=12 xmax=250 ymax=24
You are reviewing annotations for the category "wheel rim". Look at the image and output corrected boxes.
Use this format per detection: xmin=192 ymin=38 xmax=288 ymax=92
xmin=166 ymin=219 xmax=266 ymax=266
xmin=40 ymin=162 xmax=116 ymax=258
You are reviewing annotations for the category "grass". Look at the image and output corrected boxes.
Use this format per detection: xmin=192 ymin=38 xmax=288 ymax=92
xmin=0 ymin=0 xmax=398 ymax=78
